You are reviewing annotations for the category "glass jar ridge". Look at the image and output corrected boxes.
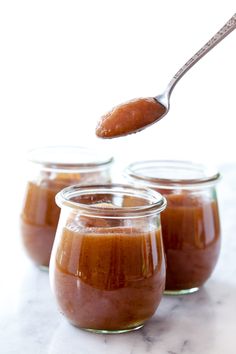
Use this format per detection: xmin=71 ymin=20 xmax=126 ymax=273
xmin=125 ymin=160 xmax=220 ymax=189
xmin=56 ymin=183 xmax=167 ymax=217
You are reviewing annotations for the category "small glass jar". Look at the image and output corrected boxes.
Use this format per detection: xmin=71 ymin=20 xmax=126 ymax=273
xmin=49 ymin=184 xmax=166 ymax=333
xmin=125 ymin=160 xmax=221 ymax=295
xmin=20 ymin=146 xmax=113 ymax=269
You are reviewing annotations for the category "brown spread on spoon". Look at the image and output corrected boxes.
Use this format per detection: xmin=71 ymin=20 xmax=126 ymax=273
xmin=96 ymin=97 xmax=166 ymax=139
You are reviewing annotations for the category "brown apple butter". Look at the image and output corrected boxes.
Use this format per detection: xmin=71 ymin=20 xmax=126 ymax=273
xmin=52 ymin=225 xmax=166 ymax=331
xmin=96 ymin=97 xmax=166 ymax=138
xmin=20 ymin=175 xmax=82 ymax=267
xmin=161 ymin=192 xmax=221 ymax=292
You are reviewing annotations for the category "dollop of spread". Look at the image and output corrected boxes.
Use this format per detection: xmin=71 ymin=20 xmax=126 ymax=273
xmin=96 ymin=97 xmax=166 ymax=138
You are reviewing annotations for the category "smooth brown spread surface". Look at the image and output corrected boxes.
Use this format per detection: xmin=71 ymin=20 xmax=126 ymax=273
xmin=96 ymin=97 xmax=166 ymax=138
xmin=52 ymin=225 xmax=166 ymax=330
xmin=159 ymin=192 xmax=221 ymax=291
xmin=20 ymin=173 xmax=82 ymax=267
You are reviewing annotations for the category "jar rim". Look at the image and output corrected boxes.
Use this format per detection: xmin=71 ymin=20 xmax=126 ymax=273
xmin=56 ymin=183 xmax=167 ymax=218
xmin=27 ymin=146 xmax=113 ymax=171
xmin=124 ymin=160 xmax=220 ymax=189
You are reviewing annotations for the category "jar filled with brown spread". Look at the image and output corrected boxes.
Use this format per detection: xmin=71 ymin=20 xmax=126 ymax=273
xmin=20 ymin=146 xmax=113 ymax=269
xmin=49 ymin=184 xmax=167 ymax=333
xmin=125 ymin=160 xmax=221 ymax=295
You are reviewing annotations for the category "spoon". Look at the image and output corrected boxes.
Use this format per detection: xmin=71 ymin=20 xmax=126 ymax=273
xmin=96 ymin=13 xmax=236 ymax=139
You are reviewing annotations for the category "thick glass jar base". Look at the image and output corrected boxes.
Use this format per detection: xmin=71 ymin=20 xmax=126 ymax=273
xmin=75 ymin=324 xmax=144 ymax=334
xmin=164 ymin=287 xmax=199 ymax=295
xmin=38 ymin=264 xmax=49 ymax=272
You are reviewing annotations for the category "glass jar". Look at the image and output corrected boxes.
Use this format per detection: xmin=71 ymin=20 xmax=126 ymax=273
xmin=20 ymin=146 xmax=113 ymax=269
xmin=125 ymin=160 xmax=221 ymax=295
xmin=49 ymin=184 xmax=166 ymax=333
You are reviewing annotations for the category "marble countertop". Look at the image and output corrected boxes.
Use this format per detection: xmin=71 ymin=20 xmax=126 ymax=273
xmin=1 ymin=164 xmax=236 ymax=354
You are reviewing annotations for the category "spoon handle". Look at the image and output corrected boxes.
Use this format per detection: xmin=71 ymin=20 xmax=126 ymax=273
xmin=166 ymin=13 xmax=236 ymax=97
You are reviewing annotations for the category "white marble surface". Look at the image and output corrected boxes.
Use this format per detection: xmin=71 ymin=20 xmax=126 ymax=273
xmin=1 ymin=164 xmax=236 ymax=354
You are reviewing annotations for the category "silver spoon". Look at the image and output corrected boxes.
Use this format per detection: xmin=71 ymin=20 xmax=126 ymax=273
xmin=155 ymin=13 xmax=236 ymax=114
xmin=96 ymin=13 xmax=236 ymax=139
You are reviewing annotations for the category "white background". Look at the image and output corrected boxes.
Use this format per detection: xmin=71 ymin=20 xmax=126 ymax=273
xmin=0 ymin=1 xmax=235 ymax=214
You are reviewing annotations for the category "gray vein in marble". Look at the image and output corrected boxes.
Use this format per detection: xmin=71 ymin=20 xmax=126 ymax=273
xmin=140 ymin=327 xmax=156 ymax=352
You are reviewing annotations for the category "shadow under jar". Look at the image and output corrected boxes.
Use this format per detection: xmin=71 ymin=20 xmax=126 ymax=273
xmin=49 ymin=184 xmax=167 ymax=333
xmin=20 ymin=146 xmax=113 ymax=269
xmin=124 ymin=160 xmax=221 ymax=295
